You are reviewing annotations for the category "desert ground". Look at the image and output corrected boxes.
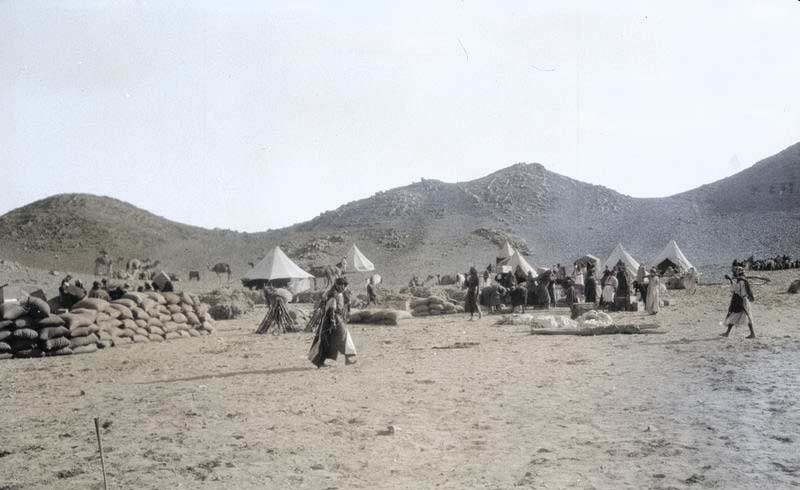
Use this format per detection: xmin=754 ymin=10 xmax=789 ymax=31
xmin=1 ymin=269 xmax=799 ymax=490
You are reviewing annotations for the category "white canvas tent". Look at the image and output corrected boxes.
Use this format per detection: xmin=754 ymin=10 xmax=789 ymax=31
xmin=497 ymin=241 xmax=515 ymax=262
xmin=346 ymin=244 xmax=375 ymax=273
xmin=647 ymin=240 xmax=694 ymax=273
xmin=243 ymin=247 xmax=314 ymax=293
xmin=603 ymin=243 xmax=640 ymax=273
xmin=505 ymin=250 xmax=536 ymax=276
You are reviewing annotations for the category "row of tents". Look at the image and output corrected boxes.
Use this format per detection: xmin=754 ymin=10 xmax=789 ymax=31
xmin=497 ymin=240 xmax=695 ymax=276
xmin=241 ymin=244 xmax=376 ymax=293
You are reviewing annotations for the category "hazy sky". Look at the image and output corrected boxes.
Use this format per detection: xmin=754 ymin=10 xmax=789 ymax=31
xmin=2 ymin=1 xmax=798 ymax=231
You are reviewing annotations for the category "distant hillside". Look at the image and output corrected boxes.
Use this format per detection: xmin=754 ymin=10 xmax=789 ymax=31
xmin=1 ymin=143 xmax=798 ymax=285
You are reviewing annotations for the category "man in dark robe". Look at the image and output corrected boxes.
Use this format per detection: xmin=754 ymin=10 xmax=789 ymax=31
xmin=585 ymin=271 xmax=597 ymax=303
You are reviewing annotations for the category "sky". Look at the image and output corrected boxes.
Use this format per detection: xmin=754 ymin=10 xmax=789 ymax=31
xmin=2 ymin=1 xmax=798 ymax=231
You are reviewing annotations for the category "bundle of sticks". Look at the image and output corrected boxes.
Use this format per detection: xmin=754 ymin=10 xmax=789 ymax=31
xmin=256 ymin=299 xmax=297 ymax=334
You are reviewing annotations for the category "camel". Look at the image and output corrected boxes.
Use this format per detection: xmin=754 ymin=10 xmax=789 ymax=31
xmin=210 ymin=263 xmax=232 ymax=281
xmin=309 ymin=264 xmax=341 ymax=289
xmin=94 ymin=252 xmax=113 ymax=277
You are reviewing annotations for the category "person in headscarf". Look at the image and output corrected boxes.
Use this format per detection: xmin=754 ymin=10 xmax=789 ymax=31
xmin=721 ymin=267 xmax=755 ymax=338
xmin=635 ymin=264 xmax=647 ymax=303
xmin=615 ymin=265 xmax=629 ymax=310
xmin=645 ymin=267 xmax=661 ymax=315
xmin=599 ymin=269 xmax=613 ymax=306
xmin=366 ymin=277 xmax=378 ymax=306
xmin=535 ymin=271 xmax=552 ymax=309
xmin=601 ymin=270 xmax=618 ymax=307
xmin=464 ymin=267 xmax=482 ymax=320
xmin=684 ymin=267 xmax=699 ymax=293
xmin=563 ymin=278 xmax=577 ymax=306
xmin=584 ymin=270 xmax=597 ymax=304
xmin=308 ymin=277 xmax=357 ymax=367
xmin=526 ymin=271 xmax=538 ymax=306
xmin=89 ymin=281 xmax=111 ymax=301
xmin=546 ymin=269 xmax=557 ymax=307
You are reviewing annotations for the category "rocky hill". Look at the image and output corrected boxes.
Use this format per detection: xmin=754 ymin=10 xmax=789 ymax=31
xmin=1 ymin=143 xmax=798 ymax=285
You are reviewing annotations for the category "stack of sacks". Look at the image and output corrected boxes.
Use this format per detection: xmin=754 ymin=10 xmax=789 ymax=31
xmin=0 ymin=291 xmax=215 ymax=361
xmin=444 ymin=289 xmax=467 ymax=303
xmin=348 ymin=309 xmax=412 ymax=326
xmin=410 ymin=297 xmax=464 ymax=317
xmin=0 ymin=297 xmax=71 ymax=358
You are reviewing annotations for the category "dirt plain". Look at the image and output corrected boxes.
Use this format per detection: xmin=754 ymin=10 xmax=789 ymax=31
xmin=1 ymin=269 xmax=799 ymax=490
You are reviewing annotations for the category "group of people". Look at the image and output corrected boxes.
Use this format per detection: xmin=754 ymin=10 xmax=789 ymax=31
xmin=461 ymin=260 xmax=670 ymax=319
xmin=58 ymin=274 xmax=175 ymax=309
xmin=736 ymin=255 xmax=799 ymax=271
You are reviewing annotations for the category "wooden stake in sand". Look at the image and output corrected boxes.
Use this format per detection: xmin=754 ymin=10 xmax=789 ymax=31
xmin=94 ymin=417 xmax=109 ymax=490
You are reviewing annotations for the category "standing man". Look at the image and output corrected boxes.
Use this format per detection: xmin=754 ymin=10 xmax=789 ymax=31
xmin=309 ymin=277 xmax=357 ymax=367
xmin=366 ymin=277 xmax=379 ymax=306
xmin=721 ymin=267 xmax=756 ymax=339
xmin=464 ymin=267 xmax=482 ymax=320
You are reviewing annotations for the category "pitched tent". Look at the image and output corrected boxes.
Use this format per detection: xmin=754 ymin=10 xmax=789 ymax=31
xmin=346 ymin=244 xmax=375 ymax=273
xmin=647 ymin=240 xmax=694 ymax=274
xmin=242 ymin=247 xmax=314 ymax=293
xmin=496 ymin=241 xmax=516 ymax=263
xmin=602 ymin=243 xmax=640 ymax=274
xmin=505 ymin=250 xmax=536 ymax=277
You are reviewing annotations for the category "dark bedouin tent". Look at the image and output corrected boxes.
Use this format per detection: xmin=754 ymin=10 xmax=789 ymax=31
xmin=242 ymin=247 xmax=314 ymax=293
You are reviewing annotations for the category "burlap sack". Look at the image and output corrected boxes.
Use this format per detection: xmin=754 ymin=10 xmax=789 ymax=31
xmin=97 ymin=340 xmax=113 ymax=349
xmin=109 ymin=304 xmax=133 ymax=320
xmin=112 ymin=298 xmax=137 ymax=309
xmin=178 ymin=330 xmax=191 ymax=338
xmin=171 ymin=313 xmax=187 ymax=324
xmin=72 ymin=298 xmax=109 ymax=312
xmin=38 ymin=326 xmax=70 ymax=340
xmin=167 ymin=304 xmax=183 ymax=314
xmin=14 ymin=348 xmax=45 ymax=358
xmin=41 ymin=337 xmax=70 ymax=351
xmin=132 ymin=335 xmax=150 ymax=343
xmin=145 ymin=292 xmax=166 ymax=305
xmin=70 ymin=333 xmax=99 ymax=348
xmin=185 ymin=312 xmax=200 ymax=325
xmin=164 ymin=331 xmax=180 ymax=340
xmin=12 ymin=328 xmax=39 ymax=340
xmin=25 ymin=296 xmax=51 ymax=319
xmin=1 ymin=303 xmax=26 ymax=321
xmin=147 ymin=326 xmax=165 ymax=336
xmin=47 ymin=346 xmax=73 ymax=356
xmin=72 ymin=344 xmax=98 ymax=355
xmin=36 ymin=315 xmax=65 ymax=328
xmin=148 ymin=334 xmax=164 ymax=342
xmin=0 ymin=330 xmax=11 ymax=342
xmin=14 ymin=317 xmax=35 ymax=329
xmin=61 ymin=313 xmax=95 ymax=329
xmin=132 ymin=308 xmax=149 ymax=320
xmin=187 ymin=329 xmax=200 ymax=337
xmin=163 ymin=292 xmax=180 ymax=305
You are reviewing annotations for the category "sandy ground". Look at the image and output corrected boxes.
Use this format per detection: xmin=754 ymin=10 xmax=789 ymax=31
xmin=1 ymin=270 xmax=799 ymax=489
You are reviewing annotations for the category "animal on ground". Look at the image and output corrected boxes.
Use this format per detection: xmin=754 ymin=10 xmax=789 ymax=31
xmin=210 ymin=262 xmax=232 ymax=281
xmin=189 ymin=270 xmax=201 ymax=281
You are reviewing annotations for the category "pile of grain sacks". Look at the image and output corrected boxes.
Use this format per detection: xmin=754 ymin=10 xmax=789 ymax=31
xmin=0 ymin=291 xmax=214 ymax=360
xmin=410 ymin=297 xmax=464 ymax=317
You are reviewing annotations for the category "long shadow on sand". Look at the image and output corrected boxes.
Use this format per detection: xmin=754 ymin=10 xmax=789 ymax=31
xmin=138 ymin=366 xmax=315 ymax=385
